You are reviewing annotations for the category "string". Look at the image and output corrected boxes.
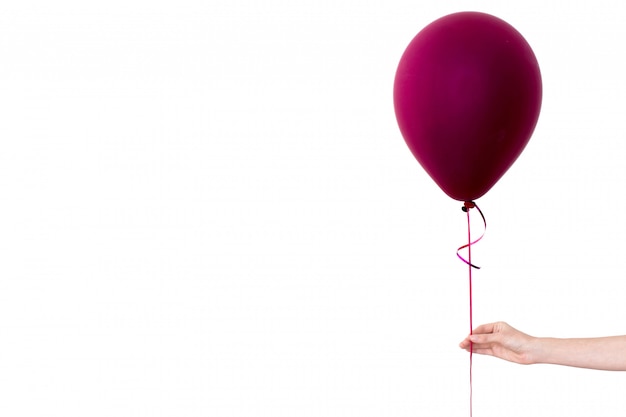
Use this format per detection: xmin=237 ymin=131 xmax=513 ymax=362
xmin=457 ymin=201 xmax=486 ymax=417
xmin=468 ymin=207 xmax=473 ymax=417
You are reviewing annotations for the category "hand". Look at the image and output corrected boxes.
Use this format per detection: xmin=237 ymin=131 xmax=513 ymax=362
xmin=459 ymin=321 xmax=536 ymax=365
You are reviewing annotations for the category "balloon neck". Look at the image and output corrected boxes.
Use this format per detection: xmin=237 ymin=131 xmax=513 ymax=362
xmin=462 ymin=201 xmax=476 ymax=212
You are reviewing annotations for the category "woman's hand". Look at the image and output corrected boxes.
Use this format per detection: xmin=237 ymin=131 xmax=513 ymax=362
xmin=459 ymin=321 xmax=537 ymax=365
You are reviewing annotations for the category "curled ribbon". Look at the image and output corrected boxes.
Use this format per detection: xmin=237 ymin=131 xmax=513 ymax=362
xmin=457 ymin=201 xmax=486 ymax=417
xmin=457 ymin=201 xmax=486 ymax=269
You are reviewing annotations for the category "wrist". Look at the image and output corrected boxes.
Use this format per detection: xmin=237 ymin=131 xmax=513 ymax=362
xmin=528 ymin=337 xmax=559 ymax=365
xmin=524 ymin=336 xmax=544 ymax=365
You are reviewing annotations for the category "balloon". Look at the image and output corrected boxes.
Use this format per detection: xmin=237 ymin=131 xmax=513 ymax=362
xmin=394 ymin=12 xmax=542 ymax=202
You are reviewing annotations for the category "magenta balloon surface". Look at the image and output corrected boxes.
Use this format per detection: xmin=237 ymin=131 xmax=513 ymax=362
xmin=394 ymin=12 xmax=542 ymax=201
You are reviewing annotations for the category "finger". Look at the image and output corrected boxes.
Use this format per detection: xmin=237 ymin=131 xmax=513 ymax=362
xmin=469 ymin=333 xmax=500 ymax=345
xmin=460 ymin=345 xmax=494 ymax=356
xmin=459 ymin=337 xmax=472 ymax=348
xmin=471 ymin=322 xmax=499 ymax=335
xmin=471 ymin=347 xmax=495 ymax=356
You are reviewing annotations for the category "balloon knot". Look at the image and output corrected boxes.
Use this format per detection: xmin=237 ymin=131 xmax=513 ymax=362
xmin=462 ymin=201 xmax=476 ymax=212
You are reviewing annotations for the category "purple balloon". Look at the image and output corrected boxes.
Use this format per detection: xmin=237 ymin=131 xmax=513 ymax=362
xmin=394 ymin=12 xmax=542 ymax=202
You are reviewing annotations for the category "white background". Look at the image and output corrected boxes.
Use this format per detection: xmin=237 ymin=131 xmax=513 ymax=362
xmin=1 ymin=0 xmax=625 ymax=416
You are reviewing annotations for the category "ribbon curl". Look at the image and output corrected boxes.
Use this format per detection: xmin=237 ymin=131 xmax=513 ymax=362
xmin=457 ymin=201 xmax=486 ymax=417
